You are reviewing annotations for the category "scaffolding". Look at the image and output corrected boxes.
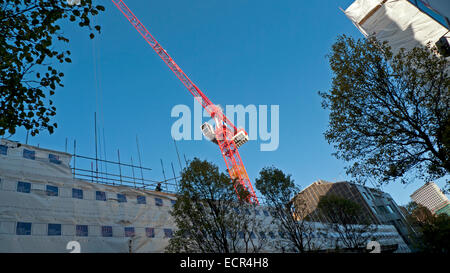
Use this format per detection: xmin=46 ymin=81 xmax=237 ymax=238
xmin=71 ymin=153 xmax=180 ymax=194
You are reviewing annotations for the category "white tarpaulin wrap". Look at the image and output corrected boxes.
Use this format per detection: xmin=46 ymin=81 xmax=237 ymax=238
xmin=345 ymin=0 xmax=449 ymax=53
xmin=345 ymin=0 xmax=384 ymax=27
xmin=0 ymin=139 xmax=411 ymax=252
xmin=0 ymin=139 xmax=176 ymax=253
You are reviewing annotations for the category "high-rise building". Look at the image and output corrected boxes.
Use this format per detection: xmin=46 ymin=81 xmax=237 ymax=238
xmin=344 ymin=0 xmax=450 ymax=57
xmin=294 ymin=180 xmax=413 ymax=247
xmin=410 ymin=182 xmax=450 ymax=215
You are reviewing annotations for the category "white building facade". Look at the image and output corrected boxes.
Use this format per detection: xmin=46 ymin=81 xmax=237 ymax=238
xmin=410 ymin=182 xmax=450 ymax=214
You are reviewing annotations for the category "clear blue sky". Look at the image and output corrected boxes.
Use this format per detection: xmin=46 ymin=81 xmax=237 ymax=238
xmin=10 ymin=0 xmax=448 ymax=205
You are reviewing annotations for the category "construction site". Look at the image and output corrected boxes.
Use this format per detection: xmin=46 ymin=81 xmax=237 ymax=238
xmin=0 ymin=0 xmax=449 ymax=253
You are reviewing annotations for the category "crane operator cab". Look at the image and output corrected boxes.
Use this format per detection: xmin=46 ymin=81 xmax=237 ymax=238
xmin=201 ymin=122 xmax=249 ymax=148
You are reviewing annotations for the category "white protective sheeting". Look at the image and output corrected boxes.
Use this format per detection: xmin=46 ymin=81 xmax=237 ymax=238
xmin=0 ymin=139 xmax=411 ymax=252
xmin=345 ymin=0 xmax=385 ymax=30
xmin=345 ymin=0 xmax=449 ymax=53
xmin=0 ymin=139 xmax=177 ymax=253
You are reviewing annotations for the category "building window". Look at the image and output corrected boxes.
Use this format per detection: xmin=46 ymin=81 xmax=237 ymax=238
xmin=164 ymin=228 xmax=173 ymax=238
xmin=72 ymin=188 xmax=83 ymax=199
xmin=117 ymin=194 xmax=127 ymax=203
xmin=96 ymin=191 xmax=106 ymax=201
xmin=48 ymin=154 xmax=61 ymax=164
xmin=363 ymin=192 xmax=371 ymax=200
xmin=254 ymin=209 xmax=260 ymax=216
xmin=16 ymin=222 xmax=32 ymax=235
xmin=268 ymin=231 xmax=275 ymax=239
xmin=386 ymin=205 xmax=394 ymax=214
xmin=146 ymin=228 xmax=155 ymax=238
xmin=102 ymin=226 xmax=113 ymax=237
xmin=46 ymin=185 xmax=59 ymax=197
xmin=155 ymin=197 xmax=163 ymax=207
xmin=233 ymin=207 xmax=240 ymax=214
xmin=0 ymin=145 xmax=7 ymax=155
xmin=259 ymin=231 xmax=266 ymax=239
xmin=48 ymin=224 xmax=62 ymax=236
xmin=137 ymin=195 xmax=146 ymax=204
xmin=263 ymin=210 xmax=270 ymax=217
xmin=170 ymin=200 xmax=176 ymax=206
xmin=378 ymin=206 xmax=389 ymax=214
xmin=238 ymin=231 xmax=245 ymax=239
xmin=76 ymin=225 xmax=88 ymax=237
xmin=23 ymin=149 xmax=35 ymax=160
xmin=17 ymin=181 xmax=31 ymax=193
xmin=124 ymin=227 xmax=135 ymax=237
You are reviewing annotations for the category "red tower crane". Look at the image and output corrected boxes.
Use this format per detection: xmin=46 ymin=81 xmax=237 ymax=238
xmin=111 ymin=0 xmax=259 ymax=204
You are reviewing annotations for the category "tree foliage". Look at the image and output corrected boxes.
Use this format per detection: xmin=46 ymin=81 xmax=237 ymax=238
xmin=320 ymin=35 xmax=450 ymax=190
xmin=255 ymin=166 xmax=318 ymax=252
xmin=0 ymin=0 xmax=105 ymax=136
xmin=165 ymin=158 xmax=267 ymax=253
xmin=317 ymin=194 xmax=377 ymax=251
xmin=404 ymin=202 xmax=450 ymax=253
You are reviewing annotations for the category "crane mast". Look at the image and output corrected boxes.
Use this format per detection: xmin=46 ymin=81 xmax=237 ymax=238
xmin=112 ymin=0 xmax=259 ymax=204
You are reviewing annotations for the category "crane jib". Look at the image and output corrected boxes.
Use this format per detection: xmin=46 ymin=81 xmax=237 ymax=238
xmin=111 ymin=0 xmax=259 ymax=204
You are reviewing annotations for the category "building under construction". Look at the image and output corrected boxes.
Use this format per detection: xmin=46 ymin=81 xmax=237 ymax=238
xmin=0 ymin=0 xmax=427 ymax=253
xmin=344 ymin=0 xmax=449 ymax=56
xmin=0 ymin=139 xmax=178 ymax=252
xmin=0 ymin=139 xmax=412 ymax=252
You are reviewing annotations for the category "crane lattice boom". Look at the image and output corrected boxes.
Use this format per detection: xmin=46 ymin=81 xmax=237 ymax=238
xmin=112 ymin=0 xmax=258 ymax=204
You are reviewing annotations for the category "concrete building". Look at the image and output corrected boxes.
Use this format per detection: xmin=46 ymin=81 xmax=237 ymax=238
xmin=410 ymin=182 xmax=450 ymax=215
xmin=294 ymin=180 xmax=413 ymax=247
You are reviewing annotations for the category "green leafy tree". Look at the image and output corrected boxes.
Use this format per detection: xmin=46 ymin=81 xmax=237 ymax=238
xmin=0 ymin=0 xmax=105 ymax=136
xmin=403 ymin=201 xmax=450 ymax=253
xmin=165 ymin=158 xmax=267 ymax=253
xmin=317 ymin=195 xmax=377 ymax=251
xmin=255 ymin=166 xmax=318 ymax=252
xmin=417 ymin=213 xmax=450 ymax=253
xmin=320 ymin=35 xmax=450 ymax=190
